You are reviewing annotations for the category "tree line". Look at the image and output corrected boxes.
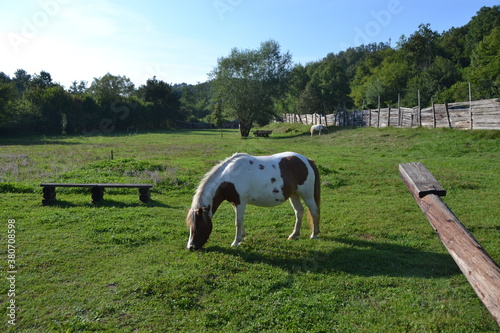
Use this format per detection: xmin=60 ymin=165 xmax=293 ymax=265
xmin=0 ymin=5 xmax=498 ymax=137
xmin=0 ymin=71 xmax=184 ymax=135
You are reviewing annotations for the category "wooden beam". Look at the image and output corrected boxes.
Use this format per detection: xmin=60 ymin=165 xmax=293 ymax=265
xmin=399 ymin=162 xmax=446 ymax=197
xmin=400 ymin=162 xmax=500 ymax=326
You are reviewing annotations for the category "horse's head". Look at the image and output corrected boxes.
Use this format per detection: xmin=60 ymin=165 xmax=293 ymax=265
xmin=186 ymin=206 xmax=213 ymax=250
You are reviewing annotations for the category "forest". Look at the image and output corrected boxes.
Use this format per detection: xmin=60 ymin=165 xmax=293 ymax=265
xmin=0 ymin=5 xmax=498 ymax=136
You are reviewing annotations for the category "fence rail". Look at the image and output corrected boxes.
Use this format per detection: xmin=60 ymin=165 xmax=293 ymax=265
xmin=281 ymin=98 xmax=500 ymax=130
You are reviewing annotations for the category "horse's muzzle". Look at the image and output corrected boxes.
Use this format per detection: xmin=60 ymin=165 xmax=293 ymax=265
xmin=188 ymin=243 xmax=203 ymax=251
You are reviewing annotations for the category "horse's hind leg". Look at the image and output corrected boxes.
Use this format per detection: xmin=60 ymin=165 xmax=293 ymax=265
xmin=303 ymin=197 xmax=320 ymax=239
xmin=288 ymin=194 xmax=304 ymax=240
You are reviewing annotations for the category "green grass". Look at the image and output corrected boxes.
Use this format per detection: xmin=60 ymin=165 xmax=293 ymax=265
xmin=1 ymin=125 xmax=499 ymax=332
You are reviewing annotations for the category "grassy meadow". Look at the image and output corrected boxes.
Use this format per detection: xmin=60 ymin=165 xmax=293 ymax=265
xmin=1 ymin=124 xmax=499 ymax=332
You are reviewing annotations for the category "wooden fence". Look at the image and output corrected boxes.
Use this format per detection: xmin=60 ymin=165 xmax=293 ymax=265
xmin=281 ymin=98 xmax=500 ymax=130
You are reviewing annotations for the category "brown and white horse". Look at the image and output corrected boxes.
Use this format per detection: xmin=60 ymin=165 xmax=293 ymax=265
xmin=186 ymin=152 xmax=321 ymax=250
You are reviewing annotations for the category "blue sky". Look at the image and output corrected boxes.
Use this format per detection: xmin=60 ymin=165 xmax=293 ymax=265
xmin=1 ymin=0 xmax=498 ymax=88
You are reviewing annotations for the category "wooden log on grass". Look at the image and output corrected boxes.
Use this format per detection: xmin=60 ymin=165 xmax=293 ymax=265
xmin=399 ymin=162 xmax=500 ymax=326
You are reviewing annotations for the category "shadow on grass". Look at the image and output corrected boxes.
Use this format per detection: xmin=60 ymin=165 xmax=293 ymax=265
xmin=207 ymin=237 xmax=460 ymax=279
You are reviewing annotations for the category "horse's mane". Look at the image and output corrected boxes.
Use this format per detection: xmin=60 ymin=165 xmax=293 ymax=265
xmin=191 ymin=153 xmax=247 ymax=209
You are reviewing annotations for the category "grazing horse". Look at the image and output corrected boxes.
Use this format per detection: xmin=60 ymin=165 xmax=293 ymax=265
xmin=310 ymin=124 xmax=329 ymax=136
xmin=186 ymin=152 xmax=321 ymax=250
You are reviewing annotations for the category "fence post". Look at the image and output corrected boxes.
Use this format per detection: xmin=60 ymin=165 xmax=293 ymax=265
xmin=377 ymin=96 xmax=381 ymax=128
xmin=432 ymin=98 xmax=436 ymax=128
xmin=398 ymin=94 xmax=402 ymax=127
xmin=400 ymin=162 xmax=500 ymax=327
xmin=387 ymin=105 xmax=391 ymax=127
xmin=445 ymin=102 xmax=452 ymax=128
xmin=418 ymin=90 xmax=422 ymax=127
xmin=469 ymin=82 xmax=473 ymax=129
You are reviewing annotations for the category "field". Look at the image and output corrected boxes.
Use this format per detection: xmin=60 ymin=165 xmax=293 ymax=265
xmin=1 ymin=125 xmax=499 ymax=332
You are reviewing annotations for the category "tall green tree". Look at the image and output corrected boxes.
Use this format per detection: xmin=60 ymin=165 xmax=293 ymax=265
xmin=308 ymin=54 xmax=350 ymax=112
xmin=85 ymin=73 xmax=135 ymax=133
xmin=137 ymin=77 xmax=182 ymax=128
xmin=465 ymin=6 xmax=500 ymax=55
xmin=87 ymin=73 xmax=135 ymax=110
xmin=279 ymin=64 xmax=310 ymax=115
xmin=467 ymin=26 xmax=500 ymax=99
xmin=12 ymin=69 xmax=31 ymax=97
xmin=24 ymin=83 xmax=73 ymax=134
xmin=398 ymin=24 xmax=440 ymax=71
xmin=209 ymin=40 xmax=292 ymax=137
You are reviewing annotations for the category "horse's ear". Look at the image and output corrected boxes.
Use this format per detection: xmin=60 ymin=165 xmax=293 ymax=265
xmin=196 ymin=207 xmax=203 ymax=216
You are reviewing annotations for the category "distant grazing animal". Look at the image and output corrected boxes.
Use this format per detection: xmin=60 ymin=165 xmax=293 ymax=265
xmin=310 ymin=124 xmax=329 ymax=136
xmin=186 ymin=152 xmax=321 ymax=250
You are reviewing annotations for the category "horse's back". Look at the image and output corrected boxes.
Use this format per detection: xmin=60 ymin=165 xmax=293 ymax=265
xmin=222 ymin=152 xmax=317 ymax=206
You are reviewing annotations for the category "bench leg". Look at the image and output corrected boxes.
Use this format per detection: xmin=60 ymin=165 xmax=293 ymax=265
xmin=139 ymin=187 xmax=151 ymax=203
xmin=91 ymin=187 xmax=104 ymax=204
xmin=42 ymin=186 xmax=56 ymax=206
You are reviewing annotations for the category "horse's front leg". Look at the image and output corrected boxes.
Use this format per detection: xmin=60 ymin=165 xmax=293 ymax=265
xmin=288 ymin=194 xmax=304 ymax=240
xmin=231 ymin=204 xmax=246 ymax=246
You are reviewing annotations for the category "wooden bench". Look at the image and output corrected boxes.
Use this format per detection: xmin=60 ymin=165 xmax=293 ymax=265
xmin=253 ymin=130 xmax=273 ymax=137
xmin=40 ymin=183 xmax=153 ymax=205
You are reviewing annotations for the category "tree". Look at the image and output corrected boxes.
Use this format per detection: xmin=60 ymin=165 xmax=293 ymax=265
xmin=87 ymin=73 xmax=135 ymax=109
xmin=12 ymin=69 xmax=31 ymax=97
xmin=297 ymin=82 xmax=322 ymax=115
xmin=69 ymin=80 xmax=88 ymax=95
xmin=398 ymin=24 xmax=440 ymax=70
xmin=467 ymin=26 xmax=500 ymax=99
xmin=30 ymin=71 xmax=55 ymax=88
xmin=24 ymin=84 xmax=73 ymax=134
xmin=137 ymin=77 xmax=182 ymax=128
xmin=0 ymin=80 xmax=17 ymax=129
xmin=465 ymin=6 xmax=500 ymax=55
xmin=209 ymin=40 xmax=292 ymax=137
xmin=279 ymin=64 xmax=310 ymax=115
xmin=86 ymin=73 xmax=135 ymax=133
xmin=308 ymin=54 xmax=350 ymax=112
xmin=350 ymin=49 xmax=410 ymax=108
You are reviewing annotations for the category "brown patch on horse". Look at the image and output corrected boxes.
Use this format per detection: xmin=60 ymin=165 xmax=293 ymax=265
xmin=278 ymin=155 xmax=309 ymax=200
xmin=212 ymin=181 xmax=241 ymax=214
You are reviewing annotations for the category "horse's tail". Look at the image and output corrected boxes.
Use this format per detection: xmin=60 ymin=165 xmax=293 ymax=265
xmin=307 ymin=159 xmax=321 ymax=232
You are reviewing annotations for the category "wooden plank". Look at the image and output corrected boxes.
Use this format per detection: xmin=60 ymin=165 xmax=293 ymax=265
xmin=96 ymin=183 xmax=153 ymax=188
xmin=401 ymin=175 xmax=500 ymax=326
xmin=400 ymin=163 xmax=500 ymax=326
xmin=40 ymin=183 xmax=98 ymax=187
xmin=399 ymin=162 xmax=446 ymax=198
xmin=41 ymin=183 xmax=152 ymax=188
